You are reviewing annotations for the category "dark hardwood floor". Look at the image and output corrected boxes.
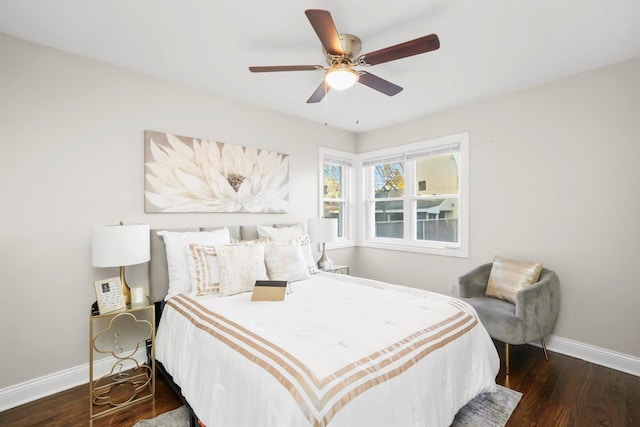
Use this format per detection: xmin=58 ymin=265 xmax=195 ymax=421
xmin=1 ymin=343 xmax=638 ymax=426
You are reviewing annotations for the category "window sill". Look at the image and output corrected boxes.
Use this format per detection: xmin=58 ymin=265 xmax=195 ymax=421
xmin=325 ymin=240 xmax=356 ymax=250
xmin=358 ymin=240 xmax=468 ymax=258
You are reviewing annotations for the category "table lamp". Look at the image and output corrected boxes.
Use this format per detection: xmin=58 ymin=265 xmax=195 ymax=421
xmin=91 ymin=222 xmax=150 ymax=304
xmin=308 ymin=218 xmax=338 ymax=269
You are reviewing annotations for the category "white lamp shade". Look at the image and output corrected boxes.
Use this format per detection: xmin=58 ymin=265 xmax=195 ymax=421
xmin=91 ymin=223 xmax=150 ymax=267
xmin=307 ymin=218 xmax=338 ymax=244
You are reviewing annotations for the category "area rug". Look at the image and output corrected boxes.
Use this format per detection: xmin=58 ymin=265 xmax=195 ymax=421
xmin=450 ymin=385 xmax=522 ymax=427
xmin=134 ymin=385 xmax=522 ymax=427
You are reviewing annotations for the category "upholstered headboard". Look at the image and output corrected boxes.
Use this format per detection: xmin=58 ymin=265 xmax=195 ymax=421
xmin=148 ymin=223 xmax=301 ymax=303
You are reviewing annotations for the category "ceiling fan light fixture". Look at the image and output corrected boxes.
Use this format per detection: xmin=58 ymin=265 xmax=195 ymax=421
xmin=325 ymin=66 xmax=358 ymax=90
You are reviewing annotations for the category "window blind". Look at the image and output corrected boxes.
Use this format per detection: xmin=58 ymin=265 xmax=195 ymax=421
xmin=404 ymin=143 xmax=460 ymax=160
xmin=324 ymin=155 xmax=353 ymax=167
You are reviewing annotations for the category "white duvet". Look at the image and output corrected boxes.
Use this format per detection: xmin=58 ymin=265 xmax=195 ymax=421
xmin=156 ymin=273 xmax=499 ymax=427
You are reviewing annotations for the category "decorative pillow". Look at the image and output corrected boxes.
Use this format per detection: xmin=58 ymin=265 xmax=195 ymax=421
xmin=486 ymin=256 xmax=543 ymax=303
xmin=296 ymin=235 xmax=318 ymax=274
xmin=256 ymin=224 xmax=304 ymax=241
xmin=216 ymin=243 xmax=268 ymax=296
xmin=264 ymin=241 xmax=311 ymax=282
xmin=257 ymin=225 xmax=317 ymax=274
xmin=158 ymin=228 xmax=231 ymax=299
xmin=187 ymin=244 xmax=221 ymax=296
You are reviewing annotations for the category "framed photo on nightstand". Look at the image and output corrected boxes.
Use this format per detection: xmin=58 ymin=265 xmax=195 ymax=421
xmin=93 ymin=277 xmax=126 ymax=314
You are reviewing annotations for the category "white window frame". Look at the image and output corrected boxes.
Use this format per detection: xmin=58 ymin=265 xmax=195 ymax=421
xmin=358 ymin=132 xmax=469 ymax=258
xmin=318 ymin=147 xmax=356 ymax=249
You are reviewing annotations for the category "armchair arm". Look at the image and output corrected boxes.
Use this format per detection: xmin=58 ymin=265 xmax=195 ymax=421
xmin=458 ymin=263 xmax=493 ymax=298
xmin=515 ymin=269 xmax=561 ymax=336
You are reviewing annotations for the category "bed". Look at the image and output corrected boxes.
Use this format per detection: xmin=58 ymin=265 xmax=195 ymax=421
xmin=150 ymin=224 xmax=499 ymax=427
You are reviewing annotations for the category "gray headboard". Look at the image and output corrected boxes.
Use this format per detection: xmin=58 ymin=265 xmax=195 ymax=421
xmin=149 ymin=223 xmax=301 ymax=303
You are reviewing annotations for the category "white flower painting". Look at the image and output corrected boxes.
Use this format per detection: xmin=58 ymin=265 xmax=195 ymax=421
xmin=144 ymin=131 xmax=289 ymax=213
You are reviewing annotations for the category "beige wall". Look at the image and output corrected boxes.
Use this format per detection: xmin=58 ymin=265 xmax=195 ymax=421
xmin=0 ymin=34 xmax=355 ymax=388
xmin=353 ymin=56 xmax=640 ymax=358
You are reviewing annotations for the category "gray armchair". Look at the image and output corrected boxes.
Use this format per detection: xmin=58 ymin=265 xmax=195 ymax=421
xmin=458 ymin=263 xmax=561 ymax=374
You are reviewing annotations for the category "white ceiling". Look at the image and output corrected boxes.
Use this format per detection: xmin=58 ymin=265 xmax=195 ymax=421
xmin=1 ymin=0 xmax=639 ymax=133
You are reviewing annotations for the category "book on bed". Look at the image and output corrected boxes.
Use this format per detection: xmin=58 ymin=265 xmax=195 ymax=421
xmin=251 ymin=280 xmax=288 ymax=301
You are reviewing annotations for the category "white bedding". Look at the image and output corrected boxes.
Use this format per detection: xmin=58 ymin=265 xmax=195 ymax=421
xmin=156 ymin=273 xmax=499 ymax=427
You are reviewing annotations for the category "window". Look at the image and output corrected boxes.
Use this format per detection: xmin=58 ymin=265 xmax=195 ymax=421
xmin=412 ymin=146 xmax=460 ymax=243
xmin=317 ymin=133 xmax=468 ymax=257
xmin=319 ymin=148 xmax=355 ymax=245
xmin=361 ymin=133 xmax=468 ymax=257
xmin=372 ymin=160 xmax=405 ymax=239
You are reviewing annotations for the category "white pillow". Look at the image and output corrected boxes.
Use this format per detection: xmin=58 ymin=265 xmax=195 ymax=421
xmin=264 ymin=241 xmax=310 ymax=282
xmin=256 ymin=224 xmax=304 ymax=241
xmin=217 ymin=243 xmax=268 ymax=296
xmin=187 ymin=244 xmax=221 ymax=296
xmin=158 ymin=228 xmax=231 ymax=299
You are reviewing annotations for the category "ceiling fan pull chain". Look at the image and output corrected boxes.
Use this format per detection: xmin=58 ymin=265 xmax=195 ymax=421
xmin=355 ymin=82 xmax=359 ymax=125
xmin=324 ymin=80 xmax=329 ymax=126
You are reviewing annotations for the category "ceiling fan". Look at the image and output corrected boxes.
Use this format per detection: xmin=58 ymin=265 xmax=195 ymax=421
xmin=248 ymin=9 xmax=440 ymax=103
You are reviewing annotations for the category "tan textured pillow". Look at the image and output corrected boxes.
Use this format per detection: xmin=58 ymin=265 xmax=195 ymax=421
xmin=486 ymin=256 xmax=543 ymax=303
xmin=217 ymin=243 xmax=268 ymax=297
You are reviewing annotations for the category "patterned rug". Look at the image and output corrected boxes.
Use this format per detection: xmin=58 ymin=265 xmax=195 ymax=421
xmin=134 ymin=385 xmax=522 ymax=427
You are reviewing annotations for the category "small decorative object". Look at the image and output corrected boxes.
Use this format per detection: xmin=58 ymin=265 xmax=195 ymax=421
xmin=93 ymin=277 xmax=126 ymax=314
xmin=308 ymin=218 xmax=338 ymax=269
xmin=144 ymin=130 xmax=290 ymax=213
xmin=130 ymin=287 xmax=147 ymax=306
xmin=251 ymin=280 xmax=288 ymax=302
xmin=91 ymin=222 xmax=150 ymax=304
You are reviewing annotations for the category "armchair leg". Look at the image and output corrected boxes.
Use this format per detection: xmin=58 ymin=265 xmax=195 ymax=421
xmin=541 ymin=337 xmax=549 ymax=361
xmin=505 ymin=343 xmax=510 ymax=375
xmin=504 ymin=339 xmax=548 ymax=375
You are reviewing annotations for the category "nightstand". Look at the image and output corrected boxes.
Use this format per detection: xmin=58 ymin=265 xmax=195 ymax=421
xmin=319 ymin=264 xmax=350 ymax=275
xmin=89 ymin=303 xmax=155 ymax=419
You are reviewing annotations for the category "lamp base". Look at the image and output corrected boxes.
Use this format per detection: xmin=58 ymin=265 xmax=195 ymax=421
xmin=316 ymin=243 xmax=333 ymax=270
xmin=119 ymin=266 xmax=131 ymax=305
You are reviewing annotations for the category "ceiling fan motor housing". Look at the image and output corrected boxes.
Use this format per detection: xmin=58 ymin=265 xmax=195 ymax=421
xmin=323 ymin=33 xmax=362 ymax=65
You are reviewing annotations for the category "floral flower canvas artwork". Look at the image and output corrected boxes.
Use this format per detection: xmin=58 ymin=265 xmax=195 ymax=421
xmin=144 ymin=131 xmax=289 ymax=213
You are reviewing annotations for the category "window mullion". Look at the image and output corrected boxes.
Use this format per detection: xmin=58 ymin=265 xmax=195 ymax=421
xmin=404 ymin=157 xmax=413 ymax=242
xmin=366 ymin=167 xmax=375 ymax=240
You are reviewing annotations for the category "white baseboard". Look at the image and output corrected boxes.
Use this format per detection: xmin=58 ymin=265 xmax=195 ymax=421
xmin=530 ymin=334 xmax=640 ymax=377
xmin=1 ymin=336 xmax=638 ymax=412
xmin=0 ymin=348 xmax=148 ymax=413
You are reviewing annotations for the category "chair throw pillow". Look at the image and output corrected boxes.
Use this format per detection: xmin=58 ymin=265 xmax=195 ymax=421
xmin=485 ymin=256 xmax=543 ymax=303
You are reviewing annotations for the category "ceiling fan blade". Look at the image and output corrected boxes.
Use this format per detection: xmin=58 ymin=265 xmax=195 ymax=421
xmin=358 ymin=71 xmax=403 ymax=96
xmin=249 ymin=65 xmax=324 ymax=73
xmin=305 ymin=9 xmax=344 ymax=56
xmin=358 ymin=34 xmax=440 ymax=66
xmin=307 ymin=81 xmax=330 ymax=103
